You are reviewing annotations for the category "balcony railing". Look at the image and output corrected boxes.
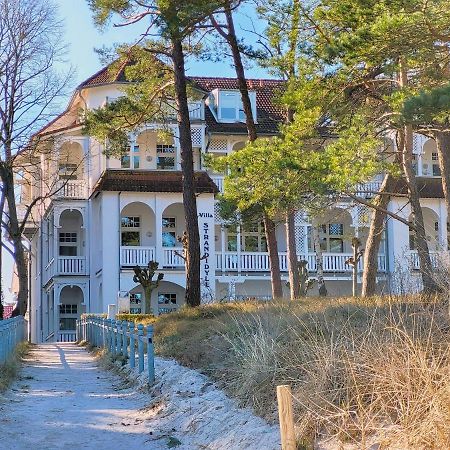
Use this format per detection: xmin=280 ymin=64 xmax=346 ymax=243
xmin=408 ymin=251 xmax=441 ymax=270
xmin=211 ymin=175 xmax=225 ymax=194
xmin=163 ymin=247 xmax=185 ymax=267
xmin=54 ymin=179 xmax=88 ymax=199
xmin=212 ymin=176 xmax=382 ymax=198
xmin=188 ymin=101 xmax=204 ymax=120
xmin=45 ymin=256 xmax=87 ymax=278
xmin=216 ymin=252 xmax=387 ymax=273
xmin=57 ymin=257 xmax=87 ymax=275
xmin=120 ymin=246 xmax=156 ymax=267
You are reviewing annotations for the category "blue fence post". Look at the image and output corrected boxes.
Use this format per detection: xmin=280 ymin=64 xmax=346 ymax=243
xmin=111 ymin=320 xmax=116 ymax=356
xmin=116 ymin=320 xmax=122 ymax=355
xmin=123 ymin=321 xmax=128 ymax=360
xmin=147 ymin=325 xmax=155 ymax=384
xmin=138 ymin=324 xmax=144 ymax=373
xmin=129 ymin=322 xmax=135 ymax=369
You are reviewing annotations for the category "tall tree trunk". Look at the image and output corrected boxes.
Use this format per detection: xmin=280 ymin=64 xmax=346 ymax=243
xmin=401 ymin=127 xmax=438 ymax=292
xmin=214 ymin=5 xmax=283 ymax=296
xmin=312 ymin=223 xmax=327 ymax=296
xmin=222 ymin=3 xmax=258 ymax=142
xmin=172 ymin=40 xmax=201 ymax=307
xmin=434 ymin=130 xmax=450 ymax=250
xmin=362 ymin=173 xmax=395 ymax=296
xmin=0 ymin=186 xmax=4 ymax=320
xmin=264 ymin=215 xmax=283 ymax=298
xmin=286 ymin=211 xmax=300 ymax=299
xmin=398 ymin=60 xmax=438 ymax=293
xmin=2 ymin=167 xmax=29 ymax=316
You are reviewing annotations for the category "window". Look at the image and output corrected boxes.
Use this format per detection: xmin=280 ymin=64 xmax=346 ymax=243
xmin=121 ymin=216 xmax=140 ymax=246
xmin=59 ymin=304 xmax=78 ymax=331
xmin=226 ymin=223 xmax=267 ymax=252
xmin=121 ymin=216 xmax=140 ymax=228
xmin=59 ymin=232 xmax=77 ymax=256
xmin=162 ymin=217 xmax=177 ymax=247
xmin=59 ymin=163 xmax=78 ymax=180
xmin=130 ymin=293 xmax=142 ymax=314
xmin=121 ymin=145 xmax=140 ymax=169
xmin=218 ymin=90 xmax=256 ymax=123
xmin=158 ymin=293 xmax=177 ymax=314
xmin=59 ymin=318 xmax=77 ymax=331
xmin=59 ymin=304 xmax=77 ymax=314
xmin=308 ymin=223 xmax=345 ymax=253
xmin=432 ymin=154 xmax=441 ymax=176
xmin=157 ymin=144 xmax=175 ymax=170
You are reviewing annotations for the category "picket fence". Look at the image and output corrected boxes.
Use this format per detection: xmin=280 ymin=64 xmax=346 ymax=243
xmin=76 ymin=316 xmax=155 ymax=384
xmin=0 ymin=316 xmax=26 ymax=364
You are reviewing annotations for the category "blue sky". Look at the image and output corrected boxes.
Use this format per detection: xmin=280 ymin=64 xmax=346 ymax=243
xmin=2 ymin=1 xmax=269 ymax=302
xmin=60 ymin=1 xmax=269 ymax=87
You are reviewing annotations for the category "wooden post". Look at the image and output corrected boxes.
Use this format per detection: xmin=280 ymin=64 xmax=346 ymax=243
xmin=129 ymin=322 xmax=135 ymax=369
xmin=138 ymin=324 xmax=144 ymax=373
xmin=276 ymin=385 xmax=296 ymax=450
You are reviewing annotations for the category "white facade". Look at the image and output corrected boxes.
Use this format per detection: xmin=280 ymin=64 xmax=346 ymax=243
xmin=15 ymin=70 xmax=447 ymax=343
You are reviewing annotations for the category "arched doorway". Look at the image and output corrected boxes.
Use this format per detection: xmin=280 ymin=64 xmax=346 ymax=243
xmin=58 ymin=285 xmax=84 ymax=342
xmin=120 ymin=202 xmax=156 ymax=267
xmin=128 ymin=281 xmax=185 ymax=315
xmin=161 ymin=203 xmax=185 ymax=268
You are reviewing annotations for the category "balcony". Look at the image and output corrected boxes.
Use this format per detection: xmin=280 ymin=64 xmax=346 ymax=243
xmin=211 ymin=175 xmax=383 ymax=198
xmin=408 ymin=251 xmax=442 ymax=270
xmin=216 ymin=252 xmax=387 ymax=274
xmin=45 ymin=257 xmax=87 ymax=279
xmin=211 ymin=175 xmax=225 ymax=194
xmin=188 ymin=101 xmax=204 ymax=120
xmin=120 ymin=246 xmax=155 ymax=267
xmin=163 ymin=248 xmax=185 ymax=268
xmin=54 ymin=179 xmax=88 ymax=199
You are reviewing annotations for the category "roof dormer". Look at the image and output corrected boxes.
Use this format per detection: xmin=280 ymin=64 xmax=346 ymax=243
xmin=208 ymin=89 xmax=257 ymax=123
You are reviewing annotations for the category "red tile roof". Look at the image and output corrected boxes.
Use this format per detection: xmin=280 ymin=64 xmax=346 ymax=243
xmin=77 ymin=60 xmax=130 ymax=88
xmin=37 ymin=56 xmax=287 ymax=137
xmin=93 ymin=170 xmax=219 ymax=194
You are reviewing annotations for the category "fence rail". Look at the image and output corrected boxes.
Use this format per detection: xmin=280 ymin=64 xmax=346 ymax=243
xmin=76 ymin=316 xmax=155 ymax=384
xmin=0 ymin=316 xmax=26 ymax=364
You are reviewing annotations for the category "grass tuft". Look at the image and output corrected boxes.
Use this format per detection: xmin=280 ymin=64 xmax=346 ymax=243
xmin=144 ymin=294 xmax=450 ymax=448
xmin=0 ymin=342 xmax=31 ymax=392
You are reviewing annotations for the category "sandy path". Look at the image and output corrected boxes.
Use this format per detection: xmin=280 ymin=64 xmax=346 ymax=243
xmin=0 ymin=344 xmax=162 ymax=450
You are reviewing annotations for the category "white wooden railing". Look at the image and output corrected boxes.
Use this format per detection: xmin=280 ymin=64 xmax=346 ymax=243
xmin=54 ymin=179 xmax=88 ymax=199
xmin=57 ymin=331 xmax=77 ymax=342
xmin=120 ymin=246 xmax=156 ymax=267
xmin=408 ymin=251 xmax=441 ymax=270
xmin=216 ymin=252 xmax=387 ymax=273
xmin=188 ymin=101 xmax=204 ymax=120
xmin=57 ymin=257 xmax=87 ymax=275
xmin=211 ymin=175 xmax=225 ymax=193
xmin=163 ymin=247 xmax=185 ymax=267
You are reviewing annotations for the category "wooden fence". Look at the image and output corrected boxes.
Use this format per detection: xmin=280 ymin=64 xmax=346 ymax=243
xmin=76 ymin=316 xmax=155 ymax=384
xmin=0 ymin=316 xmax=26 ymax=365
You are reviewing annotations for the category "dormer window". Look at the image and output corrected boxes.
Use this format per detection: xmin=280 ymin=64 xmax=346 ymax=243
xmin=216 ymin=90 xmax=257 ymax=123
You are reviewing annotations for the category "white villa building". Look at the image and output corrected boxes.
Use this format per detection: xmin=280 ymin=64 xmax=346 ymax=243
xmin=14 ymin=64 xmax=448 ymax=343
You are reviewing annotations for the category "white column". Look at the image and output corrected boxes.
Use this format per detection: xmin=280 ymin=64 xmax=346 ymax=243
xmin=154 ymin=200 xmax=164 ymax=266
xmin=438 ymin=199 xmax=447 ymax=250
xmin=221 ymin=226 xmax=226 ymax=272
xmin=417 ymin=153 xmax=423 ymax=176
xmin=237 ymin=224 xmax=242 ymax=274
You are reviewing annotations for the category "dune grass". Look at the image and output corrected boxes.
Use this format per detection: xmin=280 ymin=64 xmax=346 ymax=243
xmin=0 ymin=342 xmax=31 ymax=393
xmin=128 ymin=295 xmax=450 ymax=448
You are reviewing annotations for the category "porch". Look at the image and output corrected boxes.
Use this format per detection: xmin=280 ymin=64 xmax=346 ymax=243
xmin=215 ymin=251 xmax=387 ymax=274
